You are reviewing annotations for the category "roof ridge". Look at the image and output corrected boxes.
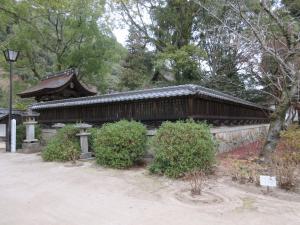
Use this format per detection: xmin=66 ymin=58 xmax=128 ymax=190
xmin=31 ymin=84 xmax=270 ymax=111
xmin=42 ymin=68 xmax=75 ymax=80
xmin=31 ymin=84 xmax=196 ymax=107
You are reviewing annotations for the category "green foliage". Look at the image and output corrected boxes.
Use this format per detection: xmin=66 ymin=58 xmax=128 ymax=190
xmin=149 ymin=120 xmax=216 ymax=178
xmin=16 ymin=124 xmax=42 ymax=149
xmin=282 ymin=0 xmax=300 ymax=19
xmin=0 ymin=0 xmax=125 ymax=94
xmin=280 ymin=125 xmax=300 ymax=152
xmin=0 ymin=78 xmax=34 ymax=109
xmin=277 ymin=125 xmax=300 ymax=165
xmin=156 ymin=44 xmax=205 ymax=83
xmin=88 ymin=127 xmax=98 ymax=152
xmin=93 ymin=120 xmax=147 ymax=169
xmin=118 ymin=26 xmax=153 ymax=90
xmin=42 ymin=125 xmax=80 ymax=162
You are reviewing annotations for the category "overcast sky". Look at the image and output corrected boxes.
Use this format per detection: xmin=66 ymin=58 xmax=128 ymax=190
xmin=112 ymin=27 xmax=128 ymax=46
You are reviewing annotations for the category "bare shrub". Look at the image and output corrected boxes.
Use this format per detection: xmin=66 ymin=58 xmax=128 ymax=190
xmin=271 ymin=152 xmax=299 ymax=190
xmin=270 ymin=126 xmax=300 ymax=190
xmin=231 ymin=158 xmax=265 ymax=185
xmin=185 ymin=170 xmax=207 ymax=195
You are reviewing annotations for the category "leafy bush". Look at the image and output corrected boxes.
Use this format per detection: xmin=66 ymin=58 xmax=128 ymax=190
xmin=42 ymin=125 xmax=80 ymax=162
xmin=16 ymin=124 xmax=42 ymax=149
xmin=93 ymin=120 xmax=147 ymax=169
xmin=149 ymin=120 xmax=216 ymax=178
xmin=88 ymin=127 xmax=99 ymax=152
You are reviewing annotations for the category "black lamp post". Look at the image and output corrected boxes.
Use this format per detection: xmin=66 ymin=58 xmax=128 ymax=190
xmin=3 ymin=49 xmax=19 ymax=152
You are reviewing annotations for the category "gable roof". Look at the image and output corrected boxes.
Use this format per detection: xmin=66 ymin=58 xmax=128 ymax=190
xmin=18 ymin=69 xmax=97 ymax=99
xmin=31 ymin=84 xmax=270 ymax=111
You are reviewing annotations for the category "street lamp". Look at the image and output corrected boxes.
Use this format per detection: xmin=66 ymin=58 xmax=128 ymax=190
xmin=3 ymin=49 xmax=19 ymax=152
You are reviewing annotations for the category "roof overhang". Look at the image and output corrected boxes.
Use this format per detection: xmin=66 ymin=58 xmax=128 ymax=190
xmin=30 ymin=84 xmax=272 ymax=111
xmin=18 ymin=69 xmax=97 ymax=99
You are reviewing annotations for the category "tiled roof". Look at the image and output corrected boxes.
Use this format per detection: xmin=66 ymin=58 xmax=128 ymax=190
xmin=31 ymin=84 xmax=269 ymax=110
xmin=0 ymin=108 xmax=25 ymax=120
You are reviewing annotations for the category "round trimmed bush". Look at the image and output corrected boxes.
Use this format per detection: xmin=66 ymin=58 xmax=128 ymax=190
xmin=149 ymin=120 xmax=216 ymax=178
xmin=42 ymin=125 xmax=80 ymax=162
xmin=93 ymin=120 xmax=147 ymax=169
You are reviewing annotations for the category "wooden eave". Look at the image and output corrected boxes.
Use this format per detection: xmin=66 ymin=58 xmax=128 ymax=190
xmin=18 ymin=70 xmax=96 ymax=99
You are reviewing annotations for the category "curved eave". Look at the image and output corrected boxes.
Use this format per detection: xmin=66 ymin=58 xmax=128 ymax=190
xmin=18 ymin=75 xmax=96 ymax=98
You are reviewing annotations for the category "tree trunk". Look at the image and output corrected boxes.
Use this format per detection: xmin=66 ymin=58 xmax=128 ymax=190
xmin=260 ymin=84 xmax=298 ymax=163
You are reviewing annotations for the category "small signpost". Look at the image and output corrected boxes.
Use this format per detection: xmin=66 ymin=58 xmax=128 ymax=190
xmin=260 ymin=175 xmax=277 ymax=192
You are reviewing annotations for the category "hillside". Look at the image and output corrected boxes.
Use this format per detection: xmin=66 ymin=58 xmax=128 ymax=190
xmin=0 ymin=67 xmax=33 ymax=109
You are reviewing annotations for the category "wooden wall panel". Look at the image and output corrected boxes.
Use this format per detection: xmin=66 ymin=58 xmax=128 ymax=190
xmin=36 ymin=95 xmax=270 ymax=126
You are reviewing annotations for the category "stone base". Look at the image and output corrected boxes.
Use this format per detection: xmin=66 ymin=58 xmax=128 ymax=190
xmin=19 ymin=142 xmax=41 ymax=154
xmin=24 ymin=139 xmax=38 ymax=143
xmin=80 ymin=152 xmax=92 ymax=160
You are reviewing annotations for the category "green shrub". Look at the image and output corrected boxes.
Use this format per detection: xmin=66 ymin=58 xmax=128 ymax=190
xmin=16 ymin=124 xmax=42 ymax=149
xmin=149 ymin=120 xmax=216 ymax=178
xmin=42 ymin=125 xmax=80 ymax=162
xmin=88 ymin=127 xmax=98 ymax=152
xmin=93 ymin=120 xmax=147 ymax=169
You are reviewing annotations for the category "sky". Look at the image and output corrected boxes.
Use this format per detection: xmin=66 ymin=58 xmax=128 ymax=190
xmin=112 ymin=27 xmax=128 ymax=46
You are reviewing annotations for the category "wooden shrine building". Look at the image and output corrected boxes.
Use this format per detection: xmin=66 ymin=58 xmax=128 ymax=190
xmin=18 ymin=69 xmax=96 ymax=102
xmin=27 ymin=84 xmax=272 ymax=126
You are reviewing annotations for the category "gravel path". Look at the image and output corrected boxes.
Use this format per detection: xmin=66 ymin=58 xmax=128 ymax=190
xmin=0 ymin=152 xmax=299 ymax=225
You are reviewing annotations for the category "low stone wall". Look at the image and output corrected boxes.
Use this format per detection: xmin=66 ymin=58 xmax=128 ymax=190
xmin=211 ymin=124 xmax=269 ymax=153
xmin=41 ymin=124 xmax=270 ymax=154
xmin=147 ymin=124 xmax=269 ymax=153
xmin=41 ymin=129 xmax=57 ymax=145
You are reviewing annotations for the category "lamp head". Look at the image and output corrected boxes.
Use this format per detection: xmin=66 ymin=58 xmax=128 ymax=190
xmin=3 ymin=49 xmax=19 ymax=62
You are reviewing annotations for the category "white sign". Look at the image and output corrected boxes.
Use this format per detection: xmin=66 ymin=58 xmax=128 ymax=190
xmin=260 ymin=175 xmax=277 ymax=187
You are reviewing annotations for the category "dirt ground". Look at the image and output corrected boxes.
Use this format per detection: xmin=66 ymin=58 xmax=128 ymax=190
xmin=0 ymin=152 xmax=300 ymax=225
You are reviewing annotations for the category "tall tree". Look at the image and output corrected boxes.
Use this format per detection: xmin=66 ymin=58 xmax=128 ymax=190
xmin=196 ymin=2 xmax=249 ymax=98
xmin=0 ymin=0 xmax=125 ymax=92
xmin=118 ymin=25 xmax=153 ymax=90
xmin=114 ymin=0 xmax=206 ymax=83
xmin=114 ymin=0 xmax=254 ymax=97
xmin=195 ymin=0 xmax=300 ymax=162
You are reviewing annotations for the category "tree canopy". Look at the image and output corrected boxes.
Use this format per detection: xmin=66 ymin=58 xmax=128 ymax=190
xmin=0 ymin=0 xmax=125 ymax=93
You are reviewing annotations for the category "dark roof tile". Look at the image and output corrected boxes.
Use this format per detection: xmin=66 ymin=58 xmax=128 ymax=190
xmin=31 ymin=84 xmax=269 ymax=110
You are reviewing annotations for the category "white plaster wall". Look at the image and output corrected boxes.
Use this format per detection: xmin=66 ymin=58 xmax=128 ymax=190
xmin=0 ymin=124 xmax=6 ymax=137
xmin=0 ymin=124 xmax=6 ymax=150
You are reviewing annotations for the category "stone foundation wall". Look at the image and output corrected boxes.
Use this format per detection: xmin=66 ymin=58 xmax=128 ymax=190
xmin=147 ymin=124 xmax=269 ymax=153
xmin=41 ymin=124 xmax=270 ymax=154
xmin=210 ymin=124 xmax=269 ymax=153
xmin=41 ymin=129 xmax=57 ymax=145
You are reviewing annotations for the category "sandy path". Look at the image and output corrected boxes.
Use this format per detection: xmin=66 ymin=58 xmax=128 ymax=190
xmin=0 ymin=152 xmax=299 ymax=225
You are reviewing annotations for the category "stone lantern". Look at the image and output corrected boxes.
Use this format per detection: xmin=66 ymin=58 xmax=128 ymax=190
xmin=75 ymin=123 xmax=92 ymax=159
xmin=23 ymin=109 xmax=40 ymax=143
xmin=52 ymin=123 xmax=65 ymax=129
xmin=21 ymin=109 xmax=40 ymax=153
